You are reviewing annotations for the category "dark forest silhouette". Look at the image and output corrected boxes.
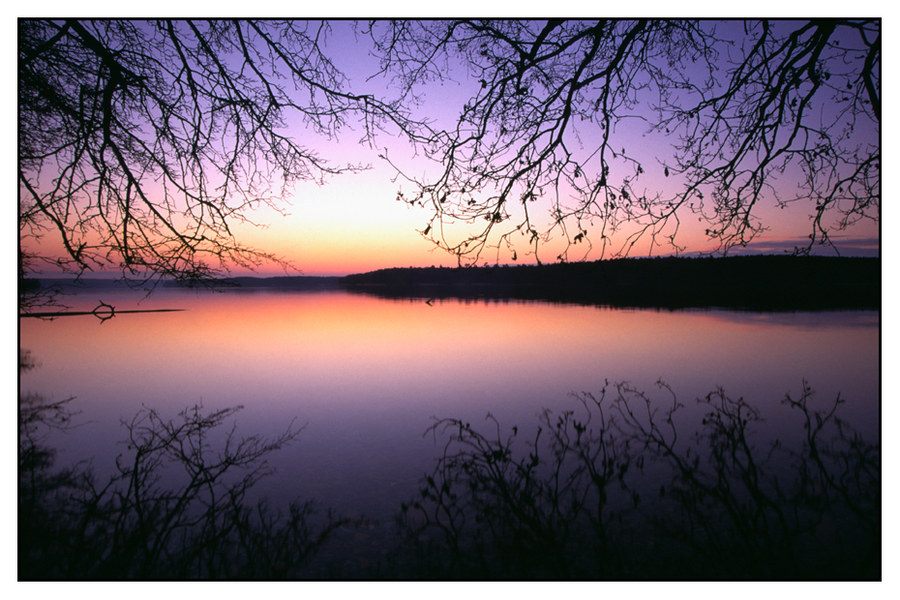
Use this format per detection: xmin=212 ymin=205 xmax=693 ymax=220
xmin=340 ymin=255 xmax=878 ymax=310
xmin=23 ymin=255 xmax=879 ymax=313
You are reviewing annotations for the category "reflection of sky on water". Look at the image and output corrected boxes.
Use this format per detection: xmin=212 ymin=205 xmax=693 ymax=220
xmin=701 ymin=308 xmax=879 ymax=330
xmin=19 ymin=289 xmax=878 ymax=517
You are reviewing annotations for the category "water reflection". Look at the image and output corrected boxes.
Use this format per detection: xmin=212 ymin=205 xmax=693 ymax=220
xmin=18 ymin=290 xmax=879 ymax=579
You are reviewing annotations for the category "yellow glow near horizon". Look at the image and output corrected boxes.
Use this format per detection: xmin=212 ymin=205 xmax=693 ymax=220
xmin=231 ymin=168 xmax=880 ymax=276
xmin=21 ymin=160 xmax=879 ymax=278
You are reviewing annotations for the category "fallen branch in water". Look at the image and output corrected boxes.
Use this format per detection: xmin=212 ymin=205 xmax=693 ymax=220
xmin=20 ymin=300 xmax=185 ymax=321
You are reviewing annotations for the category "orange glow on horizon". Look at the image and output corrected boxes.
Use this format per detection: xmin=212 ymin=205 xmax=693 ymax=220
xmin=20 ymin=161 xmax=880 ymax=279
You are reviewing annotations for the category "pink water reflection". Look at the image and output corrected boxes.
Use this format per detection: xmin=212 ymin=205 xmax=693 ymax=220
xmin=19 ymin=290 xmax=879 ymax=516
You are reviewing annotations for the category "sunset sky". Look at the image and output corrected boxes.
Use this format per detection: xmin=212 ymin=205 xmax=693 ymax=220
xmin=15 ymin=16 xmax=881 ymax=278
xmin=226 ymin=20 xmax=880 ymax=276
xmin=234 ymin=157 xmax=880 ymax=278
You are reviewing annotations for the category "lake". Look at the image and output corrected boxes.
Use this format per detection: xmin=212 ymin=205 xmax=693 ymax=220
xmin=19 ymin=287 xmax=880 ymax=578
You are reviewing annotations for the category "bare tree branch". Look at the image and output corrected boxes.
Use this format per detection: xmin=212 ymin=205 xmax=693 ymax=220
xmin=365 ymin=19 xmax=879 ymax=264
xmin=18 ymin=19 xmax=426 ymax=294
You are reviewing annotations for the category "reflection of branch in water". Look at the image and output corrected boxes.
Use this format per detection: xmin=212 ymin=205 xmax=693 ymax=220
xmin=20 ymin=300 xmax=186 ymax=321
xmin=395 ymin=381 xmax=879 ymax=580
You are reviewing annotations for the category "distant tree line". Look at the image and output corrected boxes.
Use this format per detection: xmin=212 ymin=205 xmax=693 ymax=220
xmin=340 ymin=255 xmax=879 ymax=310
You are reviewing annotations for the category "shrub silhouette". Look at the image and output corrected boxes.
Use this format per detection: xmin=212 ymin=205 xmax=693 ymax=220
xmin=19 ymin=346 xmax=879 ymax=580
xmin=19 ymin=365 xmax=350 ymax=580
xmin=394 ymin=381 xmax=880 ymax=580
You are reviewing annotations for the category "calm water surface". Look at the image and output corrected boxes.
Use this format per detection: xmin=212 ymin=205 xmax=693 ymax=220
xmin=19 ymin=289 xmax=879 ymax=521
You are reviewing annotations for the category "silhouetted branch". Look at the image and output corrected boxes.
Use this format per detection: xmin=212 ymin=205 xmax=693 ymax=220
xmin=18 ymin=19 xmax=427 ymax=290
xmin=366 ymin=19 xmax=879 ymax=264
xmin=18 ymin=393 xmax=350 ymax=580
xmin=397 ymin=380 xmax=879 ymax=579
